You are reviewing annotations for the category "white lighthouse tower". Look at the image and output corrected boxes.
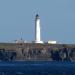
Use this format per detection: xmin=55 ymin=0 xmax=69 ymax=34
xmin=35 ymin=14 xmax=43 ymax=43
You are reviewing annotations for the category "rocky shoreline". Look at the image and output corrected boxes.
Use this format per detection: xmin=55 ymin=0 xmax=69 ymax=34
xmin=0 ymin=43 xmax=75 ymax=61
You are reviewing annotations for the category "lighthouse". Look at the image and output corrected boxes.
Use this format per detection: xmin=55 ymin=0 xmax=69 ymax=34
xmin=35 ymin=14 xmax=43 ymax=43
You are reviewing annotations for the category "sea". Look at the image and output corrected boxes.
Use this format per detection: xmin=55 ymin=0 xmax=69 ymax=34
xmin=0 ymin=61 xmax=75 ymax=75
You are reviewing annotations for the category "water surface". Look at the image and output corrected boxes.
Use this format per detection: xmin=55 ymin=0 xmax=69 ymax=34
xmin=0 ymin=61 xmax=75 ymax=75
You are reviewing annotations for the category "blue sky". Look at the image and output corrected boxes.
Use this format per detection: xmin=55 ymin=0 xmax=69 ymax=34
xmin=0 ymin=0 xmax=75 ymax=44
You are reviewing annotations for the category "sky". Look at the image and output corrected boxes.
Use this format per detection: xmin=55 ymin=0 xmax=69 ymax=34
xmin=0 ymin=0 xmax=75 ymax=44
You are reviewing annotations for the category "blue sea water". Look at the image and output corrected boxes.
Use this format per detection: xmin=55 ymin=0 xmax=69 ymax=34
xmin=0 ymin=61 xmax=75 ymax=75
